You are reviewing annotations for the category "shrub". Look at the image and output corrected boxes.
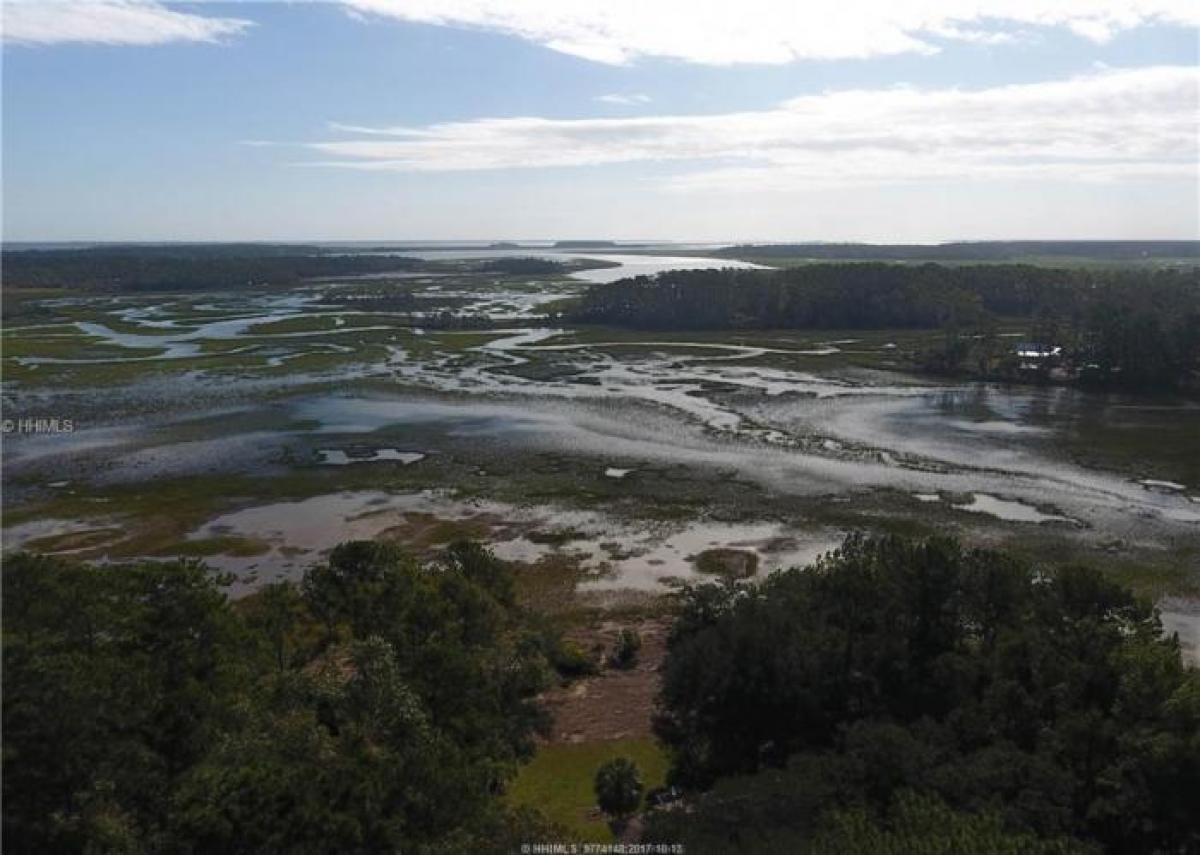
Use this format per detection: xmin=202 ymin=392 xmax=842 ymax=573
xmin=609 ymin=629 xmax=642 ymax=670
xmin=595 ymin=758 xmax=644 ymax=820
xmin=552 ymin=639 xmax=599 ymax=679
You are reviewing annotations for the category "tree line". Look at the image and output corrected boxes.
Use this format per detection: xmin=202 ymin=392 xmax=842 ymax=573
xmin=715 ymin=240 xmax=1200 ymax=262
xmin=1 ymin=245 xmax=421 ymax=292
xmin=567 ymin=264 xmax=1200 ymax=390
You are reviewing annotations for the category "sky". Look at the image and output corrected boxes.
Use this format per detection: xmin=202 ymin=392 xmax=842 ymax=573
xmin=1 ymin=0 xmax=1198 ymax=243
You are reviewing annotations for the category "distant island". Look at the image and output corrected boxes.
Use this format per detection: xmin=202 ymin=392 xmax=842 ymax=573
xmin=716 ymin=240 xmax=1200 ymax=263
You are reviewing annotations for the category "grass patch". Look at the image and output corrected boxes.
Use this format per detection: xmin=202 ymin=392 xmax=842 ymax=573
xmin=424 ymin=518 xmax=490 ymax=544
xmin=507 ymin=738 xmax=670 ymax=843
xmin=527 ymin=528 xmax=586 ymax=546
xmin=512 ymin=554 xmax=588 ymax=614
xmin=246 ymin=315 xmax=344 ymax=335
xmin=151 ymin=535 xmax=272 ymax=558
xmin=694 ymin=547 xmax=759 ymax=578
xmin=21 ymin=527 xmax=125 ymax=553
xmin=2 ymin=332 xmax=157 ymax=361
xmin=421 ymin=330 xmax=510 ymax=352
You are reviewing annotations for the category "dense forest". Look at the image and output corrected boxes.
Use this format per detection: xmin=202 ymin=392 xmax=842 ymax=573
xmin=568 ymin=264 xmax=1200 ymax=391
xmin=647 ymin=534 xmax=1200 ymax=853
xmin=716 ymin=241 xmax=1200 ymax=262
xmin=1 ymin=245 xmax=421 ymax=292
xmin=5 ymin=534 xmax=1197 ymax=852
xmin=2 ymin=542 xmax=572 ymax=853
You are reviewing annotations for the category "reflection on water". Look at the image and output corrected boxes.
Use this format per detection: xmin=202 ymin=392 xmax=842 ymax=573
xmin=317 ymin=448 xmax=426 ymax=465
xmin=562 ymin=253 xmax=767 ymax=284
xmin=951 ymin=493 xmax=1074 ymax=524
xmin=343 ymin=246 xmax=767 ymax=285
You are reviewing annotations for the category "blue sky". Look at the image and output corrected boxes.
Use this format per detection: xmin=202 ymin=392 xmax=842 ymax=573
xmin=2 ymin=1 xmax=1198 ymax=242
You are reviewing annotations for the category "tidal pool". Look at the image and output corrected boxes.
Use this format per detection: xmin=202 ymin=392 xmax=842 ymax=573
xmin=950 ymin=493 xmax=1074 ymax=524
xmin=175 ymin=489 xmax=840 ymax=595
xmin=317 ymin=448 xmax=426 ymax=465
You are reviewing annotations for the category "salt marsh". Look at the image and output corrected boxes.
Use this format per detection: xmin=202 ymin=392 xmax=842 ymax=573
xmin=4 ymin=253 xmax=1198 ymax=628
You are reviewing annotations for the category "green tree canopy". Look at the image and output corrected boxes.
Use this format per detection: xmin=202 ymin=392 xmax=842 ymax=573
xmin=595 ymin=758 xmax=645 ymax=820
xmin=2 ymin=541 xmax=560 ymax=853
xmin=651 ymin=534 xmax=1200 ymax=853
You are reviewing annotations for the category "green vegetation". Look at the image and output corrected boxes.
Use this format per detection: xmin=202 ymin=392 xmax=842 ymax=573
xmin=19 ymin=527 xmax=125 ymax=553
xmin=5 ymin=523 xmax=1197 ymax=851
xmin=570 ymin=263 xmax=1200 ymax=391
xmin=508 ymin=739 xmax=669 ymax=842
xmin=812 ymin=791 xmax=1086 ymax=854
xmin=549 ymin=639 xmax=600 ymax=678
xmin=1 ymin=244 xmax=421 ymax=292
xmin=660 ymin=778 xmax=1085 ymax=853
xmin=715 ymin=240 xmax=1200 ymax=264
xmin=648 ymin=533 xmax=1200 ymax=853
xmin=245 ymin=315 xmax=359 ymax=335
xmin=573 ymin=264 xmax=980 ymax=329
xmin=150 ymin=534 xmax=272 ymax=558
xmin=609 ymin=628 xmax=642 ymax=669
xmin=2 ymin=541 xmax=565 ymax=853
xmin=526 ymin=527 xmax=586 ymax=546
xmin=694 ymin=547 xmax=759 ymax=578
xmin=479 ymin=257 xmax=569 ymax=275
xmin=595 ymin=757 xmax=645 ymax=821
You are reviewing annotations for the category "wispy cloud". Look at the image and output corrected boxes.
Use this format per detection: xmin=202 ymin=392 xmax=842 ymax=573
xmin=2 ymin=0 xmax=253 ymax=47
xmin=292 ymin=66 xmax=1199 ymax=191
xmin=340 ymin=0 xmax=1200 ymax=65
xmin=595 ymin=93 xmax=652 ymax=106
